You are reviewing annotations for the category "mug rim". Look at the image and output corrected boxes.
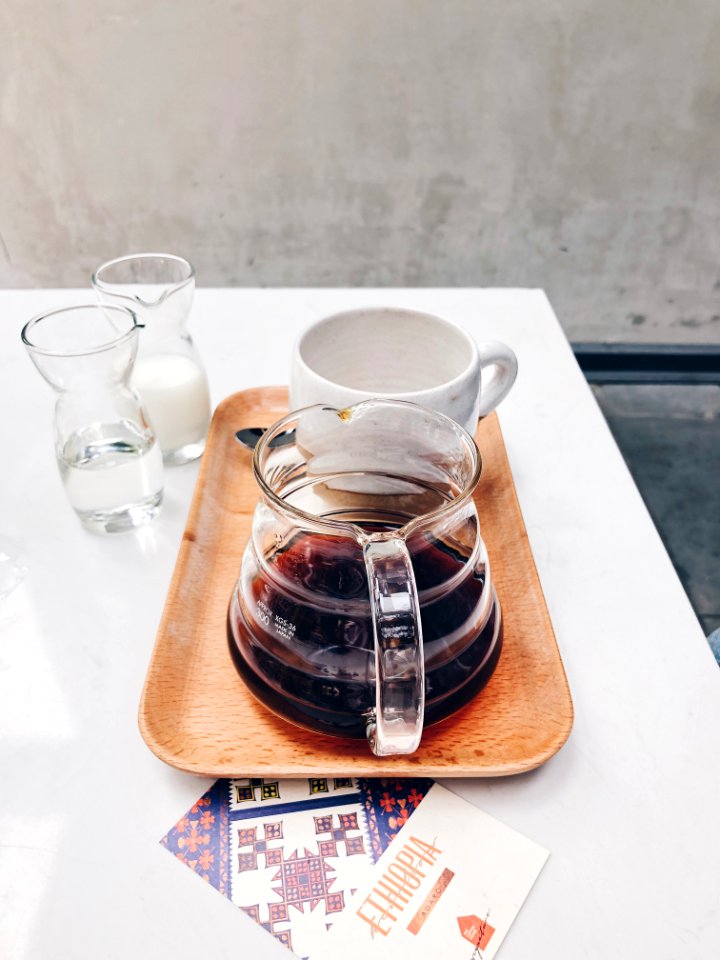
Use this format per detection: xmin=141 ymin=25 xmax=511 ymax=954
xmin=294 ymin=307 xmax=480 ymax=398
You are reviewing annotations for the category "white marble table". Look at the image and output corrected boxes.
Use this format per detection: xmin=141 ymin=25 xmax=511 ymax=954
xmin=1 ymin=289 xmax=719 ymax=959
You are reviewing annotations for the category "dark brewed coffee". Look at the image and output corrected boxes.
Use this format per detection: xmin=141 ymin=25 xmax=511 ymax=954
xmin=228 ymin=522 xmax=501 ymax=737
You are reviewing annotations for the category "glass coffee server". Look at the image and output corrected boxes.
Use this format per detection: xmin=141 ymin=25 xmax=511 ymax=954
xmin=229 ymin=400 xmax=502 ymax=756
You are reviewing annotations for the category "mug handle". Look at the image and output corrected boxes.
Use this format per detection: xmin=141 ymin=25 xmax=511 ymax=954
xmin=362 ymin=537 xmax=425 ymax=756
xmin=476 ymin=341 xmax=518 ymax=418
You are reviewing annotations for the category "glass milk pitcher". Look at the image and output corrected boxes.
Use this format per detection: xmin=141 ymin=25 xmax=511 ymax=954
xmin=229 ymin=399 xmax=502 ymax=756
xmin=92 ymin=253 xmax=211 ymax=465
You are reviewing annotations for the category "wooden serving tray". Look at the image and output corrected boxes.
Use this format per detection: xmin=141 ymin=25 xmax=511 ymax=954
xmin=139 ymin=387 xmax=573 ymax=777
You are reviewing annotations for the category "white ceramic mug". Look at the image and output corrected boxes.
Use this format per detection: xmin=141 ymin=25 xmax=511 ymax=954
xmin=289 ymin=307 xmax=518 ymax=432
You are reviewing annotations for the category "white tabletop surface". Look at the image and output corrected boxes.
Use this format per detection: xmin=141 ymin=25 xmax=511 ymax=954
xmin=1 ymin=288 xmax=719 ymax=959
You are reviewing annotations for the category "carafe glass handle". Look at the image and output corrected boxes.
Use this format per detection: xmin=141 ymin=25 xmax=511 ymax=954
xmin=362 ymin=537 xmax=425 ymax=756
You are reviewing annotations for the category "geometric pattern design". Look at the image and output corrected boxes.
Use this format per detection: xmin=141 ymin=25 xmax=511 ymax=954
xmin=160 ymin=778 xmax=229 ymax=894
xmin=276 ymin=848 xmax=345 ymax=915
xmin=237 ymin=822 xmax=286 ymax=872
xmin=242 ymin=794 xmax=373 ymax=953
xmin=234 ymin=778 xmax=281 ymax=803
xmin=314 ymin=812 xmax=366 ymax=858
xmin=359 ymin=777 xmax=432 ymax=860
xmin=237 ymin=834 xmax=346 ymax=949
xmin=308 ymin=778 xmax=329 ymax=794
xmin=240 ymin=903 xmax=293 ymax=951
xmin=161 ymin=775 xmax=434 ymax=956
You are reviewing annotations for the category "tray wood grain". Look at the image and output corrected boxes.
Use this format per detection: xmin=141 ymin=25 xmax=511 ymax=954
xmin=139 ymin=387 xmax=573 ymax=777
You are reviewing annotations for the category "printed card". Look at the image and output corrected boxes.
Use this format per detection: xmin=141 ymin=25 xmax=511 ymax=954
xmin=162 ymin=779 xmax=547 ymax=960
xmin=314 ymin=783 xmax=548 ymax=960
xmin=161 ymin=776 xmax=433 ymax=958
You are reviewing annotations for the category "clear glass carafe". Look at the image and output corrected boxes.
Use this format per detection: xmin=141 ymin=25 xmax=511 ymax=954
xmin=22 ymin=305 xmax=163 ymax=533
xmin=229 ymin=399 xmax=502 ymax=756
xmin=92 ymin=253 xmax=211 ymax=465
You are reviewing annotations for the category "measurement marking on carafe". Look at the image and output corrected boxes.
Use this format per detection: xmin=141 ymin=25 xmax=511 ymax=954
xmin=257 ymin=600 xmax=297 ymax=640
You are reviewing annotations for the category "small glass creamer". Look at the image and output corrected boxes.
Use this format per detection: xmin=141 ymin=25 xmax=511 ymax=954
xmin=22 ymin=304 xmax=163 ymax=534
xmin=92 ymin=253 xmax=211 ymax=465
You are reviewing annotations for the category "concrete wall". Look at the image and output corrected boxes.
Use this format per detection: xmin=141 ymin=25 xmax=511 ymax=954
xmin=2 ymin=1 xmax=720 ymax=342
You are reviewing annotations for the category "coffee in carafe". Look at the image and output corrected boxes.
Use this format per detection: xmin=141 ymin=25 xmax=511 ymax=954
xmin=229 ymin=400 xmax=502 ymax=757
